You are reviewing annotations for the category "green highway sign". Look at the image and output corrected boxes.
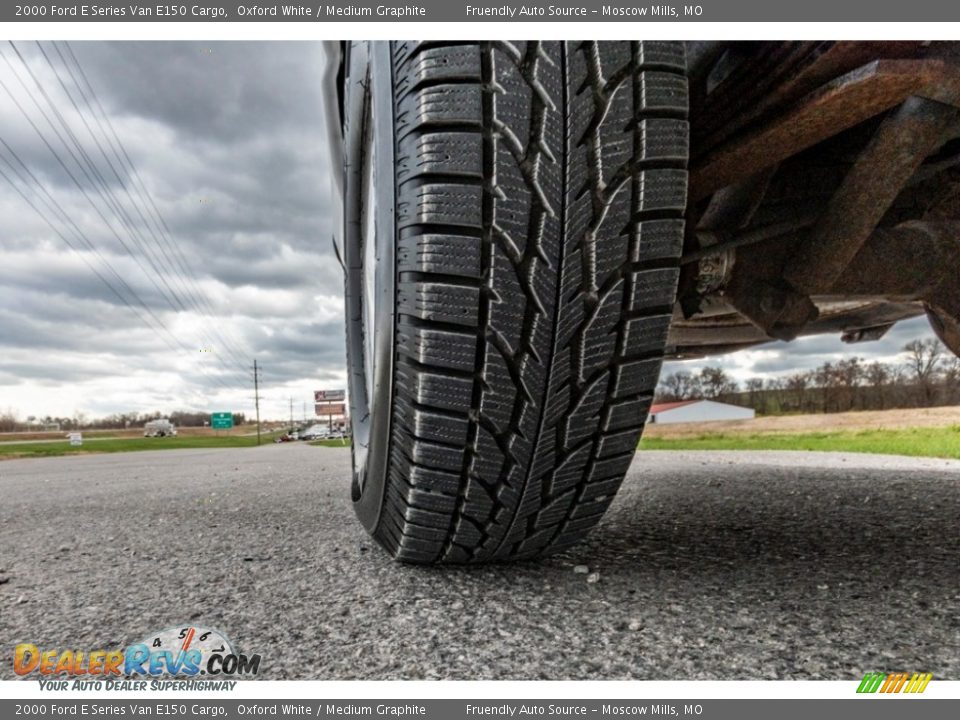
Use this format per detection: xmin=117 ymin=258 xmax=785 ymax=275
xmin=211 ymin=412 xmax=234 ymax=430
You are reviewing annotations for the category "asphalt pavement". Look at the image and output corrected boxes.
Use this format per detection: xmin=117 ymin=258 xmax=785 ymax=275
xmin=1 ymin=444 xmax=958 ymax=680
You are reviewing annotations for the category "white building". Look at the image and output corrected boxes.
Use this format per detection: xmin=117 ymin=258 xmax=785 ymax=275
xmin=649 ymin=399 xmax=755 ymax=425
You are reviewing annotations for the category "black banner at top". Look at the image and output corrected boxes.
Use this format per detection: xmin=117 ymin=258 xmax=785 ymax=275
xmin=5 ymin=0 xmax=960 ymax=23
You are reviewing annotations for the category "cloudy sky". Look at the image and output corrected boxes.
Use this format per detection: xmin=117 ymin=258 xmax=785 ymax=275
xmin=0 ymin=41 xmax=937 ymax=422
xmin=0 ymin=41 xmax=342 ymax=421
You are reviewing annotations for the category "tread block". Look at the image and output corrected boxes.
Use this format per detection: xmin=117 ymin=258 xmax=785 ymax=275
xmin=398 ymin=183 xmax=483 ymax=229
xmin=398 ymin=281 xmax=480 ymax=326
xmin=396 ymin=323 xmax=477 ymax=371
xmin=406 ymin=488 xmax=458 ymax=514
xmin=636 ymin=169 xmax=689 ymax=213
xmin=401 ymin=84 xmax=482 ymax=131
xmin=398 ymin=132 xmax=483 ymax=182
xmin=637 ymin=41 xmax=687 ymax=71
xmin=398 ymin=233 xmax=482 ymax=278
xmin=622 ymin=314 xmax=672 ymax=356
xmin=404 ymin=505 xmax=451 ymax=529
xmin=564 ymin=376 xmax=608 ymax=447
xmin=613 ymin=358 xmax=663 ymax=398
xmin=399 ymin=403 xmax=469 ymax=446
xmin=478 ymin=345 xmax=516 ymax=435
xmin=588 ymin=453 xmax=635 ymax=483
xmin=628 ymin=268 xmax=680 ymax=311
xmin=580 ymin=280 xmax=625 ymax=377
xmin=632 ymin=219 xmax=685 ymax=261
xmin=547 ymin=443 xmax=593 ymax=498
xmin=638 ymin=72 xmax=689 ymax=113
xmin=603 ymin=396 xmax=653 ymax=432
xmin=408 ymin=465 xmax=463 ymax=496
xmin=397 ymin=46 xmax=482 ymax=93
xmin=409 ymin=438 xmax=463 ymax=472
xmin=639 ymin=119 xmax=690 ymax=162
xmin=597 ymin=428 xmax=643 ymax=457
xmin=407 ymin=370 xmax=474 ymax=413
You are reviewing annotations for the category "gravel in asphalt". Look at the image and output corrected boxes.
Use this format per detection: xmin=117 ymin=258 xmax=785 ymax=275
xmin=0 ymin=445 xmax=957 ymax=680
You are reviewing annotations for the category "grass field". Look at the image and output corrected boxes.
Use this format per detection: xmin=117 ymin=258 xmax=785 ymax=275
xmin=641 ymin=425 xmax=960 ymax=460
xmin=0 ymin=424 xmax=273 ymax=443
xmin=4 ymin=406 xmax=959 ymax=461
xmin=308 ymin=438 xmax=352 ymax=448
xmin=0 ymin=432 xmax=285 ymax=459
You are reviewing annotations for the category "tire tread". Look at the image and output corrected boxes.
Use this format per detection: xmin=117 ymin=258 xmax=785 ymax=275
xmin=374 ymin=41 xmax=688 ymax=563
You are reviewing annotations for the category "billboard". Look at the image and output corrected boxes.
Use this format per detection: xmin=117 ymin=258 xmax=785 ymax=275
xmin=315 ymin=389 xmax=345 ymax=402
xmin=315 ymin=403 xmax=346 ymax=417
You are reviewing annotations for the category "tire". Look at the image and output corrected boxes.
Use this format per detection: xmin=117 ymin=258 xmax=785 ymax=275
xmin=343 ymin=41 xmax=689 ymax=563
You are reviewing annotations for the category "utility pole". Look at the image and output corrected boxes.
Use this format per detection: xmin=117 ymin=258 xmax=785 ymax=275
xmin=302 ymin=401 xmax=307 ymax=424
xmin=252 ymin=359 xmax=262 ymax=446
xmin=289 ymin=397 xmax=294 ymax=428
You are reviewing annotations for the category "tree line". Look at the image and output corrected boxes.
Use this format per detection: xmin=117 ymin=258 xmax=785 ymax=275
xmin=0 ymin=409 xmax=248 ymax=433
xmin=656 ymin=339 xmax=960 ymax=415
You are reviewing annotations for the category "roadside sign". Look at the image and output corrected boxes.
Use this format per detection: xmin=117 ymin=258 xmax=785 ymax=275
xmin=315 ymin=403 xmax=346 ymax=416
xmin=315 ymin=389 xmax=345 ymax=402
xmin=67 ymin=432 xmax=82 ymax=447
xmin=211 ymin=412 xmax=234 ymax=430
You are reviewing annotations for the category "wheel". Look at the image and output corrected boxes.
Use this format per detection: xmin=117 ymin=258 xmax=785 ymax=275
xmin=343 ymin=41 xmax=689 ymax=563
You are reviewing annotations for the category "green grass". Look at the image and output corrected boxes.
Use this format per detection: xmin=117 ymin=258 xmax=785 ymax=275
xmin=0 ymin=432 xmax=285 ymax=459
xmin=7 ymin=424 xmax=955 ymax=462
xmin=640 ymin=425 xmax=960 ymax=460
xmin=308 ymin=438 xmax=352 ymax=448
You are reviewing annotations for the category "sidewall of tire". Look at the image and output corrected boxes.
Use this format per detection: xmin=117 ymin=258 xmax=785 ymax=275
xmin=343 ymin=42 xmax=396 ymax=534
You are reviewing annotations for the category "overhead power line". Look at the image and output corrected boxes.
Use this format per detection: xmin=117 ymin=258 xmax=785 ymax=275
xmin=57 ymin=41 xmax=255 ymax=373
xmin=0 ymin=154 xmax=236 ymax=393
xmin=3 ymin=41 xmax=249 ymax=379
xmin=0 ymin=44 xmax=253 ymax=393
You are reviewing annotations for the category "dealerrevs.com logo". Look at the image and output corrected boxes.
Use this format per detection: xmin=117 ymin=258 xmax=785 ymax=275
xmin=14 ymin=625 xmax=261 ymax=688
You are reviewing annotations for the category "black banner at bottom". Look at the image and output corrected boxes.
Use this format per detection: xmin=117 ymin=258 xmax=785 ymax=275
xmin=1 ymin=699 xmax=957 ymax=720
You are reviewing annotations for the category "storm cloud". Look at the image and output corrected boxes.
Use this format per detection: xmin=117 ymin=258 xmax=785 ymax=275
xmin=0 ymin=41 xmax=338 ymax=419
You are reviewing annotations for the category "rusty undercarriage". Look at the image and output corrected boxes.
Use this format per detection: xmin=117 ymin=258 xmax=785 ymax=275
xmin=672 ymin=41 xmax=960 ymax=360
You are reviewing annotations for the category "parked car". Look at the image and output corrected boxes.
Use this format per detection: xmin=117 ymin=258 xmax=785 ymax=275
xmin=300 ymin=424 xmax=330 ymax=440
xmin=323 ymin=41 xmax=960 ymax=563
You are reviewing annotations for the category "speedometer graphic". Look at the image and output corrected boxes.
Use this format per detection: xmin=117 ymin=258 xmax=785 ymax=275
xmin=132 ymin=625 xmax=237 ymax=676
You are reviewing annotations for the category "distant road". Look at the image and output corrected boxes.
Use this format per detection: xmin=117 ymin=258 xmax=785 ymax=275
xmin=1 ymin=445 xmax=957 ymax=680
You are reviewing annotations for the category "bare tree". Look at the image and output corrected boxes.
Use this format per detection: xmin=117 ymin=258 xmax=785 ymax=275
xmin=765 ymin=376 xmax=786 ymax=414
xmin=904 ymin=339 xmax=944 ymax=406
xmin=814 ymin=362 xmax=838 ymax=413
xmin=699 ymin=367 xmax=738 ymax=400
xmin=835 ymin=357 xmax=864 ymax=411
xmin=657 ymin=370 xmax=702 ymax=402
xmin=943 ymin=355 xmax=960 ymax=405
xmin=785 ymin=372 xmax=811 ymax=413
xmin=745 ymin=378 xmax=765 ymax=412
xmin=865 ymin=361 xmax=890 ymax=409
xmin=0 ymin=408 xmax=19 ymax=433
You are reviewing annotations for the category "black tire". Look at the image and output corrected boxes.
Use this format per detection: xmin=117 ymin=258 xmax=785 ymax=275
xmin=343 ymin=41 xmax=689 ymax=563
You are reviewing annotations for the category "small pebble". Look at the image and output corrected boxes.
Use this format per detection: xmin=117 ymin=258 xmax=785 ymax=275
xmin=573 ymin=565 xmax=589 ymax=574
xmin=586 ymin=572 xmax=600 ymax=584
